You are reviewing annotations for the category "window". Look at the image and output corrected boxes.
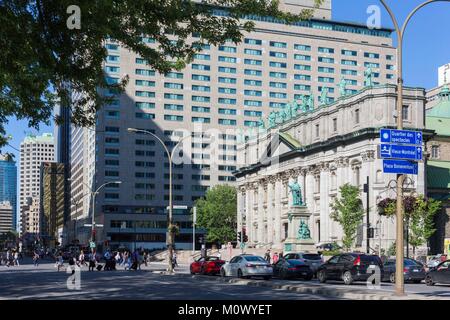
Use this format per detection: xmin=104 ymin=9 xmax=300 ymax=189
xmin=315 ymin=124 xmax=320 ymax=138
xmin=294 ymin=54 xmax=311 ymax=61
xmin=218 ymin=119 xmax=237 ymax=126
xmin=192 ymin=85 xmax=211 ymax=92
xmin=364 ymin=62 xmax=380 ymax=68
xmin=270 ymin=92 xmax=287 ymax=99
xmin=105 ymin=66 xmax=120 ymax=73
xmin=270 ymin=82 xmax=287 ymax=89
xmin=294 ymin=64 xmax=311 ymax=71
xmin=218 ymin=66 xmax=236 ymax=74
xmin=194 ymin=54 xmax=210 ymax=60
xmin=341 ymin=59 xmax=357 ymax=66
xmin=341 ymin=49 xmax=357 ymax=56
xmin=165 ymin=72 xmax=183 ymax=79
xmin=318 ymin=57 xmax=334 ymax=64
xmin=402 ymin=105 xmax=410 ymax=121
xmin=355 ymin=109 xmax=360 ymax=124
xmin=245 ymin=38 xmax=262 ymax=45
xmin=192 ymin=96 xmax=210 ymax=103
xmin=164 ymin=83 xmax=183 ymax=90
xmin=342 ymin=69 xmax=357 ymax=76
xmin=164 ymin=115 xmax=183 ymax=121
xmin=318 ymin=47 xmax=334 ymax=54
xmin=192 ymin=74 xmax=210 ymax=81
xmin=219 ymin=45 xmax=237 ymax=53
xmin=244 ymin=79 xmax=262 ymax=86
xmin=135 ymin=112 xmax=155 ymax=119
xmin=333 ymin=118 xmax=337 ymax=132
xmin=244 ymin=69 xmax=262 ymax=76
xmin=431 ymin=145 xmax=440 ymax=159
xmin=135 ymin=79 xmax=155 ymax=87
xmin=244 ymin=110 xmax=262 ymax=117
xmin=164 ymin=93 xmax=183 ymax=100
xmin=244 ymin=100 xmax=262 ymax=107
xmin=192 ymin=64 xmax=210 ymax=71
xmin=164 ymin=104 xmax=183 ymax=111
xmin=387 ymin=64 xmax=395 ymax=70
xmin=318 ymin=67 xmax=335 ymax=73
xmin=318 ymin=76 xmax=334 ymax=83
xmin=270 ymin=41 xmax=287 ymax=48
xmin=106 ymin=43 xmax=119 ymax=50
xmin=270 ymin=51 xmax=287 ymax=58
xmin=192 ymin=106 xmax=210 ymax=113
xmin=294 ymin=84 xmax=311 ymax=91
xmin=295 ymin=74 xmax=311 ymax=81
xmin=244 ymin=90 xmax=262 ymax=97
xmin=294 ymin=44 xmax=311 ymax=51
xmin=244 ymin=120 xmax=258 ymax=127
xmin=192 ymin=116 xmax=211 ymax=123
xmin=386 ymin=55 xmax=394 ymax=60
xmin=135 ymin=91 xmax=155 ymax=97
xmin=269 ymin=61 xmax=287 ymax=68
xmin=218 ymin=87 xmax=236 ymax=94
xmin=387 ymin=74 xmax=395 ymax=80
xmin=218 ymin=56 xmax=237 ymax=63
xmin=270 ymin=72 xmax=287 ymax=79
xmin=218 ymin=98 xmax=236 ymax=104
xmin=135 ymin=102 xmax=155 ymax=109
xmin=244 ymin=59 xmax=262 ymax=66
xmin=244 ymin=49 xmax=262 ymax=55
xmin=107 ymin=55 xmax=120 ymax=63
xmin=270 ymin=102 xmax=286 ymax=108
xmin=364 ymin=52 xmax=380 ymax=59
xmin=218 ymin=77 xmax=236 ymax=84
xmin=135 ymin=69 xmax=155 ymax=76
xmin=218 ymin=108 xmax=237 ymax=115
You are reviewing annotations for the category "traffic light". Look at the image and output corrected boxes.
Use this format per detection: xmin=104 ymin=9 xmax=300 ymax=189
xmin=243 ymin=229 xmax=248 ymax=243
xmin=237 ymin=232 xmax=242 ymax=242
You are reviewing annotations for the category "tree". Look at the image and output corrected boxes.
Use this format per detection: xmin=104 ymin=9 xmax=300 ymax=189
xmin=194 ymin=184 xmax=237 ymax=244
xmin=330 ymin=183 xmax=364 ymax=251
xmin=0 ymin=0 xmax=323 ymax=145
xmin=409 ymin=196 xmax=441 ymax=256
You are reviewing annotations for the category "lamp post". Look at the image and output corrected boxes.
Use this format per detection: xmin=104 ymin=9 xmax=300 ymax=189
xmin=69 ymin=192 xmax=91 ymax=244
xmin=127 ymin=128 xmax=191 ymax=273
xmin=379 ymin=0 xmax=450 ymax=296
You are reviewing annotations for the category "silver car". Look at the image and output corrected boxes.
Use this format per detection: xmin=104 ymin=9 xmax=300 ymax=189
xmin=283 ymin=252 xmax=323 ymax=274
xmin=220 ymin=255 xmax=273 ymax=280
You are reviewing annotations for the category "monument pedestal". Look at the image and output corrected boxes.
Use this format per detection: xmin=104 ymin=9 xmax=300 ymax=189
xmin=283 ymin=206 xmax=316 ymax=253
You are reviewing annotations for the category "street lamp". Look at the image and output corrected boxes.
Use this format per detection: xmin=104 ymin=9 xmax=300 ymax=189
xmin=127 ymin=127 xmax=191 ymax=273
xmin=379 ymin=0 xmax=450 ymax=296
xmin=69 ymin=192 xmax=91 ymax=244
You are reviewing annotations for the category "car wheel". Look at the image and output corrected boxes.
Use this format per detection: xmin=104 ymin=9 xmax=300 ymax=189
xmin=237 ymin=269 xmax=244 ymax=279
xmin=342 ymin=271 xmax=354 ymax=285
xmin=389 ymin=273 xmax=395 ymax=284
xmin=425 ymin=275 xmax=435 ymax=286
xmin=220 ymin=268 xmax=226 ymax=278
xmin=317 ymin=270 xmax=327 ymax=283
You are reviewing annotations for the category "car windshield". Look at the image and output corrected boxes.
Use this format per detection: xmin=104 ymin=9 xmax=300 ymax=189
xmin=206 ymin=257 xmax=219 ymax=261
xmin=302 ymin=254 xmax=321 ymax=260
xmin=244 ymin=256 xmax=266 ymax=262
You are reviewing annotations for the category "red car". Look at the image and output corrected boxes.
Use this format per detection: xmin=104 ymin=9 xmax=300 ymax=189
xmin=190 ymin=256 xmax=225 ymax=275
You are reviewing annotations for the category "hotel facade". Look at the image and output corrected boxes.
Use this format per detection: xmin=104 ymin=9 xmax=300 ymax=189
xmin=68 ymin=0 xmax=400 ymax=249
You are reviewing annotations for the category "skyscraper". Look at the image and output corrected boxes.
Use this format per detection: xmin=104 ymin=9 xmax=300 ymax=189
xmin=19 ymin=133 xmax=55 ymax=236
xmin=0 ymin=154 xmax=17 ymax=231
xmin=0 ymin=202 xmax=13 ymax=234
xmin=69 ymin=3 xmax=397 ymax=250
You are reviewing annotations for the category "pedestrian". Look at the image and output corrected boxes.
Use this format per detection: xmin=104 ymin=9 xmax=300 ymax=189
xmin=57 ymin=252 xmax=64 ymax=272
xmin=115 ymin=251 xmax=121 ymax=265
xmin=33 ymin=250 xmax=39 ymax=267
xmin=13 ymin=251 xmax=19 ymax=266
xmin=272 ymin=252 xmax=279 ymax=264
xmin=143 ymin=251 xmax=148 ymax=267
xmin=264 ymin=249 xmax=271 ymax=264
xmin=68 ymin=255 xmax=76 ymax=275
xmin=104 ymin=249 xmax=111 ymax=271
xmin=79 ymin=250 xmax=87 ymax=267
xmin=173 ymin=251 xmax=178 ymax=269
xmin=5 ymin=250 xmax=11 ymax=267
xmin=88 ymin=251 xmax=96 ymax=271
xmin=279 ymin=251 xmax=284 ymax=261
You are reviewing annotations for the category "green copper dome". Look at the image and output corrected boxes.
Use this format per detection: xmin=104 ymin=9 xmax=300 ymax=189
xmin=427 ymin=84 xmax=450 ymax=118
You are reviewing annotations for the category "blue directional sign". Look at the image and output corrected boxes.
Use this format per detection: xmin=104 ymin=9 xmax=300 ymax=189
xmin=380 ymin=144 xmax=422 ymax=161
xmin=382 ymin=159 xmax=418 ymax=175
xmin=380 ymin=129 xmax=422 ymax=146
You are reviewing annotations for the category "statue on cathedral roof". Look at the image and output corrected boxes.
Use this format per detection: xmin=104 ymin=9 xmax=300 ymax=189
xmin=364 ymin=67 xmax=373 ymax=87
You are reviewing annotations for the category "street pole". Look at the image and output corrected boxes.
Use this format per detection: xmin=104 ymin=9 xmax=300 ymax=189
xmin=192 ymin=207 xmax=196 ymax=254
xmin=365 ymin=176 xmax=370 ymax=254
xmin=380 ymin=0 xmax=450 ymax=296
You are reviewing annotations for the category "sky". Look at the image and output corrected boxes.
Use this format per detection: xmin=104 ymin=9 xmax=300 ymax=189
xmin=3 ymin=0 xmax=450 ymax=159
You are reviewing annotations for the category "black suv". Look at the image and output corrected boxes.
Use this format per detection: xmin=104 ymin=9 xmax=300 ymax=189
xmin=317 ymin=253 xmax=383 ymax=285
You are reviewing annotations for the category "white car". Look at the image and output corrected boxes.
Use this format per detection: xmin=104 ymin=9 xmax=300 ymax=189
xmin=220 ymin=255 xmax=273 ymax=280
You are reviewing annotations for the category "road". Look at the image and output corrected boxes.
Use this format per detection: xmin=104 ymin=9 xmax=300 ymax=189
xmin=1 ymin=260 xmax=449 ymax=299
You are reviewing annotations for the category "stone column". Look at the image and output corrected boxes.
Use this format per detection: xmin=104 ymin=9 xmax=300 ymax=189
xmin=319 ymin=162 xmax=330 ymax=242
xmin=267 ymin=177 xmax=275 ymax=244
xmin=257 ymin=180 xmax=265 ymax=244
xmin=245 ymin=183 xmax=253 ymax=243
xmin=237 ymin=186 xmax=245 ymax=238
xmin=274 ymin=174 xmax=282 ymax=246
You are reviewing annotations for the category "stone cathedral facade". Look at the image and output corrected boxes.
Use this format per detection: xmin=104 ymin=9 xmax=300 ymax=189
xmin=234 ymin=85 xmax=429 ymax=253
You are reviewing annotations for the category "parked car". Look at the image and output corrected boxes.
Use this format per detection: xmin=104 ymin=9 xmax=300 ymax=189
xmin=220 ymin=254 xmax=273 ymax=280
xmin=273 ymin=259 xmax=313 ymax=280
xmin=317 ymin=253 xmax=383 ymax=285
xmin=283 ymin=252 xmax=323 ymax=274
xmin=190 ymin=256 xmax=225 ymax=275
xmin=427 ymin=254 xmax=447 ymax=270
xmin=425 ymin=260 xmax=450 ymax=286
xmin=381 ymin=258 xmax=426 ymax=283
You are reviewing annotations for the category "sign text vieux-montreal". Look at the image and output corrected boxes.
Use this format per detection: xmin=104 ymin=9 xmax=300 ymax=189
xmin=178 ymin=304 xmax=272 ymax=318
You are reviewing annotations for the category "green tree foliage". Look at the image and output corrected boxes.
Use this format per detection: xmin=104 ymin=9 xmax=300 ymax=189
xmin=330 ymin=183 xmax=364 ymax=251
xmin=409 ymin=196 xmax=441 ymax=254
xmin=0 ymin=0 xmax=323 ymax=145
xmin=194 ymin=185 xmax=237 ymax=244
